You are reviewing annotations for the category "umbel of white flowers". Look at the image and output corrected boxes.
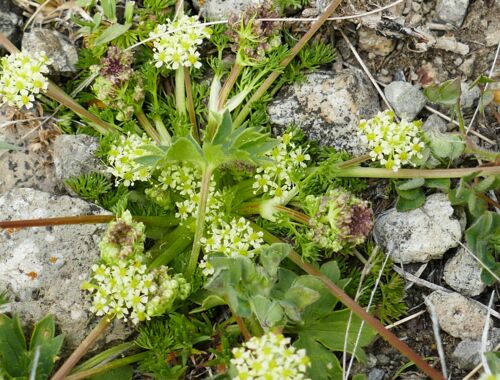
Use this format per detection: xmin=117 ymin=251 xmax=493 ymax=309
xmin=230 ymin=332 xmax=311 ymax=380
xmin=150 ymin=14 xmax=211 ymax=70
xmin=358 ymin=110 xmax=425 ymax=172
xmin=0 ymin=51 xmax=51 ymax=109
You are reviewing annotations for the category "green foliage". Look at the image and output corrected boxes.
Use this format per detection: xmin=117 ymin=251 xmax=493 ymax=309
xmin=66 ymin=173 xmax=113 ymax=203
xmin=449 ymin=174 xmax=500 ymax=218
xmin=423 ymin=78 xmax=461 ymax=106
xmin=274 ymin=0 xmax=308 ymax=11
xmin=465 ymin=211 xmax=500 ymax=285
xmin=135 ymin=314 xmax=211 ymax=379
xmin=0 ymin=314 xmax=64 ymax=380
xmin=293 ymin=262 xmax=376 ymax=380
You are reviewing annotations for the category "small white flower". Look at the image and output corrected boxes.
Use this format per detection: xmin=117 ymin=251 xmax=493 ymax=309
xmin=0 ymin=51 xmax=51 ymax=109
xmin=230 ymin=332 xmax=311 ymax=380
xmin=358 ymin=110 xmax=426 ymax=172
xmin=149 ymin=15 xmax=211 ymax=70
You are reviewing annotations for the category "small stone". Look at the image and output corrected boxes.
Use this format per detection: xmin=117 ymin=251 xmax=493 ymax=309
xmin=443 ymin=247 xmax=486 ymax=296
xmin=368 ymin=368 xmax=385 ymax=380
xmin=425 ymin=290 xmax=490 ymax=340
xmin=460 ymin=81 xmax=481 ymax=109
xmin=411 ymin=1 xmax=421 ymax=12
xmin=53 ymin=134 xmax=109 ymax=192
xmin=384 ymin=81 xmax=426 ymax=120
xmin=434 ymin=36 xmax=470 ymax=56
xmin=268 ymin=69 xmax=380 ymax=155
xmin=374 ymin=193 xmax=462 ymax=264
xmin=358 ymin=28 xmax=395 ymax=57
xmin=459 ymin=57 xmax=475 ymax=77
xmin=454 ymin=58 xmax=463 ymax=66
xmin=193 ymin=0 xmax=264 ymax=20
xmin=410 ymin=13 xmax=423 ymax=25
xmin=423 ymin=114 xmax=448 ymax=134
xmin=0 ymin=10 xmax=21 ymax=43
xmin=22 ymin=29 xmax=78 ymax=74
xmin=435 ymin=0 xmax=469 ymax=27
xmin=452 ymin=329 xmax=500 ymax=369
xmin=0 ymin=188 xmax=120 ymax=349
xmin=376 ymin=354 xmax=390 ymax=365
xmin=485 ymin=23 xmax=500 ymax=47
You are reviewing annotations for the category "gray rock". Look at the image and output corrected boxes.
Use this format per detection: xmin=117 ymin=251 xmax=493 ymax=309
xmin=22 ymin=29 xmax=78 ymax=74
xmin=358 ymin=28 xmax=395 ymax=57
xmin=268 ymin=69 xmax=380 ymax=155
xmin=0 ymin=105 xmax=58 ymax=195
xmin=193 ymin=0 xmax=264 ymax=20
xmin=434 ymin=36 xmax=470 ymax=56
xmin=422 ymin=114 xmax=447 ymax=134
xmin=53 ymin=134 xmax=108 ymax=192
xmin=0 ymin=10 xmax=21 ymax=42
xmin=368 ymin=368 xmax=385 ymax=380
xmin=459 ymin=57 xmax=475 ymax=77
xmin=374 ymin=193 xmax=462 ymax=264
xmin=460 ymin=82 xmax=481 ymax=109
xmin=0 ymin=188 xmax=125 ymax=349
xmin=384 ymin=81 xmax=426 ymax=120
xmin=425 ymin=290 xmax=490 ymax=340
xmin=443 ymin=247 xmax=486 ymax=296
xmin=435 ymin=0 xmax=469 ymax=27
xmin=452 ymin=329 xmax=500 ymax=369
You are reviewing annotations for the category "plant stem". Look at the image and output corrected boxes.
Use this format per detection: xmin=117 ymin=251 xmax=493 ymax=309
xmin=234 ymin=314 xmax=252 ymax=341
xmin=338 ymin=165 xmax=500 ymax=179
xmin=233 ymin=0 xmax=343 ymax=128
xmin=252 ymin=224 xmax=445 ymax=380
xmin=153 ymin=115 xmax=172 ymax=146
xmin=0 ymin=215 xmax=178 ymax=229
xmin=185 ymin=167 xmax=213 ymax=280
xmin=148 ymin=224 xmax=193 ymax=268
xmin=66 ymin=352 xmax=148 ymax=380
xmin=72 ymin=342 xmax=135 ymax=372
xmin=337 ymin=154 xmax=371 ymax=169
xmin=238 ymin=202 xmax=310 ymax=224
xmin=218 ymin=63 xmax=243 ymax=110
xmin=135 ymin=108 xmax=160 ymax=143
xmin=184 ymin=67 xmax=200 ymax=142
xmin=51 ymin=317 xmax=112 ymax=380
xmin=175 ymin=67 xmax=186 ymax=115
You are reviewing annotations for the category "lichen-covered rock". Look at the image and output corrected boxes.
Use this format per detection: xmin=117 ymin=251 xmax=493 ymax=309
xmin=435 ymin=0 xmax=469 ymax=27
xmin=422 ymin=114 xmax=447 ymax=134
xmin=268 ymin=69 xmax=380 ymax=155
xmin=384 ymin=81 xmax=426 ymax=120
xmin=425 ymin=290 xmax=490 ymax=340
xmin=0 ymin=105 xmax=58 ymax=194
xmin=443 ymin=247 xmax=486 ymax=296
xmin=0 ymin=188 xmax=126 ymax=349
xmin=193 ymin=0 xmax=264 ymax=20
xmin=22 ymin=29 xmax=78 ymax=74
xmin=53 ymin=134 xmax=109 ymax=193
xmin=374 ymin=193 xmax=462 ymax=264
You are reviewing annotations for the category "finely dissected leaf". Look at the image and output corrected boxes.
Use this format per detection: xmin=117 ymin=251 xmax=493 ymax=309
xmin=94 ymin=23 xmax=131 ymax=46
xmin=465 ymin=211 xmax=500 ymax=285
xmin=0 ymin=314 xmax=28 ymax=377
xmin=423 ymin=78 xmax=461 ymax=105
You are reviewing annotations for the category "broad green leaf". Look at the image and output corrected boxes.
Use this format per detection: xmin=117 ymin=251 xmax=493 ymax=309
xmin=467 ymin=192 xmax=487 ymax=218
xmin=396 ymin=191 xmax=425 ymax=211
xmin=284 ymin=283 xmax=320 ymax=310
xmin=471 ymin=74 xmax=495 ymax=87
xmin=258 ymin=243 xmax=291 ymax=278
xmin=0 ymin=141 xmax=22 ymax=151
xmin=424 ymin=78 xmax=461 ymax=106
xmin=100 ymin=0 xmax=117 ymax=21
xmin=250 ymin=295 xmax=284 ymax=328
xmin=167 ymin=136 xmax=205 ymax=166
xmin=396 ymin=187 xmax=425 ymax=201
xmin=473 ymin=175 xmax=500 ymax=193
xmin=485 ymin=352 xmax=500 ymax=374
xmin=191 ymin=294 xmax=226 ymax=313
xmin=133 ymin=155 xmax=162 ymax=167
xmin=0 ymin=315 xmax=27 ymax=377
xmin=425 ymin=178 xmax=450 ymax=192
xmin=94 ymin=23 xmax=131 ymax=46
xmin=212 ymin=110 xmax=233 ymax=145
xmin=294 ymin=336 xmax=343 ymax=380
xmin=397 ymin=178 xmax=425 ymax=191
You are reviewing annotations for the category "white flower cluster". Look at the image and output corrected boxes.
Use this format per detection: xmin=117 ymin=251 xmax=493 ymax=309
xmin=83 ymin=261 xmax=190 ymax=324
xmin=200 ymin=217 xmax=264 ymax=275
xmin=358 ymin=110 xmax=425 ymax=172
xmin=157 ymin=163 xmax=223 ymax=221
xmin=0 ymin=51 xmax=51 ymax=109
xmin=150 ymin=15 xmax=211 ymax=70
xmin=108 ymin=133 xmax=153 ymax=187
xmin=253 ymin=132 xmax=310 ymax=199
xmin=231 ymin=332 xmax=311 ymax=380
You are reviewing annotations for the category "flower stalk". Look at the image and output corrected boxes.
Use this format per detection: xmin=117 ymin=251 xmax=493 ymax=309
xmin=337 ymin=165 xmax=500 ymax=179
xmin=66 ymin=352 xmax=148 ymax=380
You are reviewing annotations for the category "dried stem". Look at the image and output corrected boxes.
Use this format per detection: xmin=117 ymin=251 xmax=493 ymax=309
xmin=51 ymin=318 xmax=112 ymax=380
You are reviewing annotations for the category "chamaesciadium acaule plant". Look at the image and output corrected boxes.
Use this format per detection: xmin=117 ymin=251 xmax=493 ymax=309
xmin=0 ymin=0 xmax=499 ymax=379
